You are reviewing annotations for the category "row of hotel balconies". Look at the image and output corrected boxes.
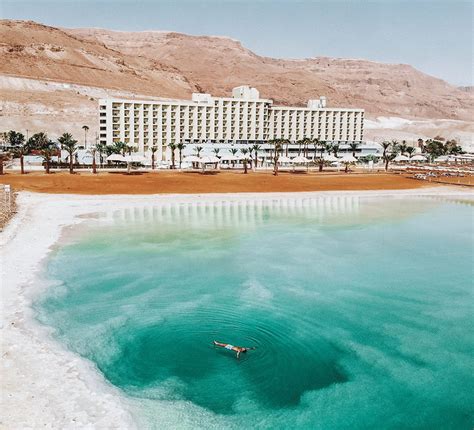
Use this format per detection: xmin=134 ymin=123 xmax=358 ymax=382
xmin=109 ymin=108 xmax=362 ymax=119
xmin=109 ymin=118 xmax=362 ymax=131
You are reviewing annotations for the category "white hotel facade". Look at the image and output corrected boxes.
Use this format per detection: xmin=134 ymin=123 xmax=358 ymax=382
xmin=99 ymin=86 xmax=365 ymax=161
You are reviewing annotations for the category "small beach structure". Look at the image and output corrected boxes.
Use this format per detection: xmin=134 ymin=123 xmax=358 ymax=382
xmin=340 ymin=154 xmax=357 ymax=163
xmin=410 ymin=155 xmax=427 ymax=162
xmin=290 ymin=155 xmax=310 ymax=172
xmin=323 ymin=154 xmax=339 ymax=163
xmin=106 ymin=154 xmax=126 ymax=162
xmin=291 ymin=155 xmax=311 ymax=164
xmin=199 ymin=155 xmax=220 ymax=164
xmin=278 ymin=156 xmax=293 ymax=164
xmin=124 ymin=155 xmax=147 ymax=164
xmin=183 ymin=155 xmax=201 ymax=163
xmin=394 ymin=155 xmax=410 ymax=162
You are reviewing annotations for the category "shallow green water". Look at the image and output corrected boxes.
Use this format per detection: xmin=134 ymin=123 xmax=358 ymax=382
xmin=37 ymin=196 xmax=474 ymax=429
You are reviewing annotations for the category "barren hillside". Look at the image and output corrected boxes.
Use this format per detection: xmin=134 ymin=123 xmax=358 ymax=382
xmin=1 ymin=20 xmax=472 ymax=145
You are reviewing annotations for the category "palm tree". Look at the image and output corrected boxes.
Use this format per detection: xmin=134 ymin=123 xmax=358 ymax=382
xmin=269 ymin=139 xmax=284 ymax=176
xmin=111 ymin=141 xmax=127 ymax=155
xmin=91 ymin=147 xmax=97 ymax=174
xmin=194 ymin=146 xmax=203 ymax=157
xmin=447 ymin=142 xmax=463 ymax=156
xmin=381 ymin=140 xmax=398 ymax=171
xmin=398 ymin=140 xmax=408 ymax=156
xmin=240 ymin=148 xmax=249 ymax=174
xmin=13 ymin=144 xmax=29 ymax=175
xmin=169 ymin=143 xmax=177 ymax=169
xmin=150 ymin=146 xmax=158 ymax=170
xmin=230 ymin=147 xmax=238 ymax=168
xmin=297 ymin=139 xmax=304 ymax=156
xmin=6 ymin=131 xmax=27 ymax=174
xmin=391 ymin=139 xmax=400 ymax=155
xmin=349 ymin=142 xmax=359 ymax=158
xmin=316 ymin=140 xmax=327 ymax=172
xmin=312 ymin=138 xmax=320 ymax=161
xmin=177 ymin=142 xmax=186 ymax=169
xmin=212 ymin=147 xmax=221 ymax=157
xmin=58 ymin=133 xmax=78 ymax=174
xmin=96 ymin=143 xmax=106 ymax=167
xmin=417 ymin=138 xmax=424 ymax=151
xmin=82 ymin=125 xmax=89 ymax=149
xmin=332 ymin=143 xmax=340 ymax=158
xmin=6 ymin=130 xmax=25 ymax=147
xmin=301 ymin=138 xmax=311 ymax=158
xmin=40 ymin=141 xmax=57 ymax=174
xmin=325 ymin=142 xmax=334 ymax=159
xmin=342 ymin=160 xmax=354 ymax=173
xmin=0 ymin=151 xmax=11 ymax=175
xmin=406 ymin=146 xmax=416 ymax=158
xmin=251 ymin=144 xmax=261 ymax=168
xmin=27 ymin=132 xmax=49 ymax=151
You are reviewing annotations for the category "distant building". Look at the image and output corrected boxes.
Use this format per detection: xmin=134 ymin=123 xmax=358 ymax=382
xmin=99 ymin=86 xmax=365 ymax=160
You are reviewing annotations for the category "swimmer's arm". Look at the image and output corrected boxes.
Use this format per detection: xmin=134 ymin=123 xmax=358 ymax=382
xmin=236 ymin=350 xmax=241 ymax=359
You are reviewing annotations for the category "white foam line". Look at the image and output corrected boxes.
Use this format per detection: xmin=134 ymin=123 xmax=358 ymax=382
xmin=0 ymin=187 xmax=471 ymax=428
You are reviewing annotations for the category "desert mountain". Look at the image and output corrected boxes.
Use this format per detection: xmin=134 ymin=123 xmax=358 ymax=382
xmin=1 ymin=20 xmax=472 ymax=145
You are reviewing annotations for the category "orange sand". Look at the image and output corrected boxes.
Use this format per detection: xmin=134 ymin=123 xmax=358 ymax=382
xmin=0 ymin=171 xmax=435 ymax=195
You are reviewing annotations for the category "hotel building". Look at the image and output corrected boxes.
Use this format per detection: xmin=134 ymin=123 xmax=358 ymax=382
xmin=98 ymin=86 xmax=364 ymax=160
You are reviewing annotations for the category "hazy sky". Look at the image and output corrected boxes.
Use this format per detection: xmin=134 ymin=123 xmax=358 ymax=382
xmin=2 ymin=0 xmax=473 ymax=86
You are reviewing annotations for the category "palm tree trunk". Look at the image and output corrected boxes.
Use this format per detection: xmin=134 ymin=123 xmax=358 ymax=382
xmin=151 ymin=153 xmax=155 ymax=170
xmin=243 ymin=160 xmax=248 ymax=174
xmin=0 ymin=160 xmax=4 ymax=175
xmin=92 ymin=152 xmax=97 ymax=174
xmin=20 ymin=155 xmax=25 ymax=174
xmin=45 ymin=160 xmax=50 ymax=174
xmin=179 ymin=150 xmax=182 ymax=169
xmin=69 ymin=152 xmax=73 ymax=174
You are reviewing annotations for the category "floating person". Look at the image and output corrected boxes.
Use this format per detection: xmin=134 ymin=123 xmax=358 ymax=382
xmin=213 ymin=340 xmax=255 ymax=359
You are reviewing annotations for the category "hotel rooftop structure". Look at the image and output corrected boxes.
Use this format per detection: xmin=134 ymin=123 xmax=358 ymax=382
xmin=99 ymin=86 xmax=364 ymax=160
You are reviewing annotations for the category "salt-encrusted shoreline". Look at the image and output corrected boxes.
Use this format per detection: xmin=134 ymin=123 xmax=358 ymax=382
xmin=0 ymin=187 xmax=471 ymax=429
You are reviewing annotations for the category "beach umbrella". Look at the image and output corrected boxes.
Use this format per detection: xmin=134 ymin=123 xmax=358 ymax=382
xmin=323 ymin=154 xmax=339 ymax=162
xmin=340 ymin=154 xmax=357 ymax=163
xmin=182 ymin=155 xmax=201 ymax=163
xmin=291 ymin=155 xmax=310 ymax=163
xmin=200 ymin=155 xmax=220 ymax=164
xmin=124 ymin=155 xmax=147 ymax=164
xmin=394 ymin=155 xmax=410 ymax=162
xmin=220 ymin=155 xmax=238 ymax=162
xmin=106 ymin=154 xmax=126 ymax=162
xmin=410 ymin=155 xmax=427 ymax=162
xmin=278 ymin=156 xmax=292 ymax=164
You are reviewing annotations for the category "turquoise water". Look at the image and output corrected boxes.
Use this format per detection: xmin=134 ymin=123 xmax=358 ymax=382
xmin=37 ymin=196 xmax=473 ymax=429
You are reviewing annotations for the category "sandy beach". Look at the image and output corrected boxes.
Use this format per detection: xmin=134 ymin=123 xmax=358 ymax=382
xmin=1 ymin=171 xmax=435 ymax=195
xmin=1 ymin=187 xmax=472 ymax=429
